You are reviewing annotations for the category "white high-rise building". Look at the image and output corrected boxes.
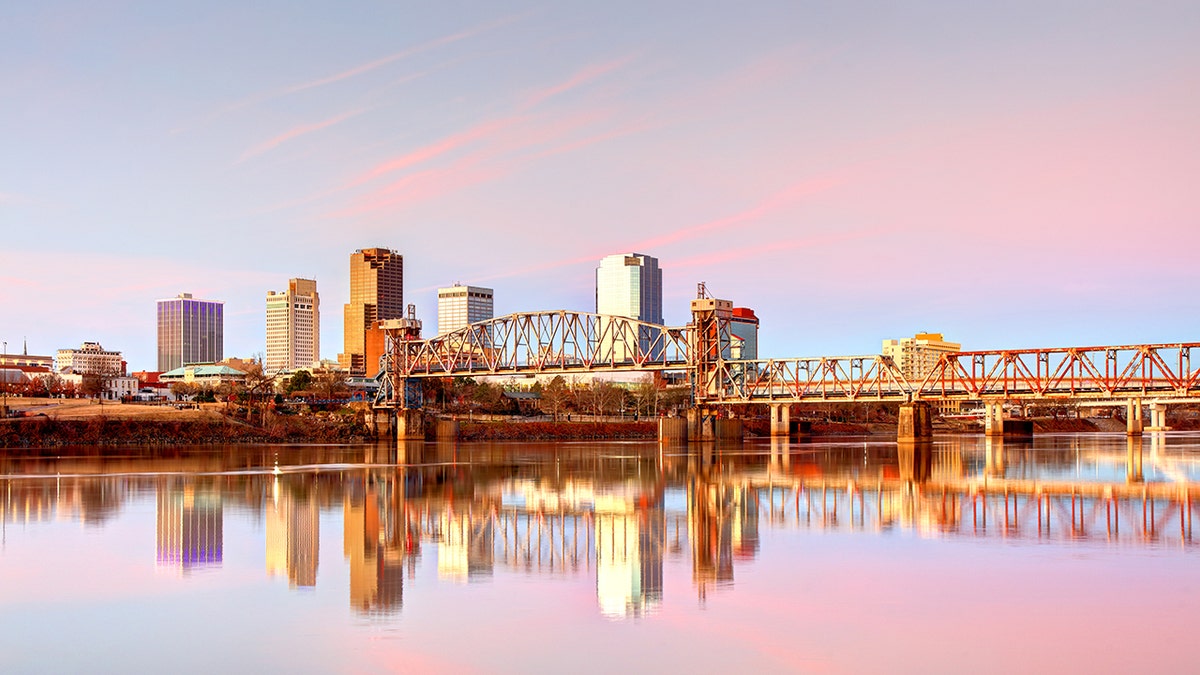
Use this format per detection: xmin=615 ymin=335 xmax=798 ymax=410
xmin=266 ymin=278 xmax=320 ymax=374
xmin=595 ymin=253 xmax=663 ymax=324
xmin=596 ymin=253 xmax=663 ymax=361
xmin=437 ymin=284 xmax=494 ymax=336
xmin=882 ymin=332 xmax=961 ymax=382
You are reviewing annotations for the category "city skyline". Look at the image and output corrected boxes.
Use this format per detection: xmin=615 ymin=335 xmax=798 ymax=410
xmin=3 ymin=2 xmax=1199 ymax=370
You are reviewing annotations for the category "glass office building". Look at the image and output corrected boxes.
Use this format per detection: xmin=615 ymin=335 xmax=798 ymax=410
xmin=595 ymin=253 xmax=664 ymax=361
xmin=157 ymin=293 xmax=224 ymax=372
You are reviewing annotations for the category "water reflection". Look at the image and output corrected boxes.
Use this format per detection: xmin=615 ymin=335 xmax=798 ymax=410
xmin=1 ymin=435 xmax=1198 ymax=622
xmin=156 ymin=481 xmax=223 ymax=570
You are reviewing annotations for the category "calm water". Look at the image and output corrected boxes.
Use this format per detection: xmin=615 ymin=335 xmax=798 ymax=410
xmin=1 ymin=433 xmax=1198 ymax=673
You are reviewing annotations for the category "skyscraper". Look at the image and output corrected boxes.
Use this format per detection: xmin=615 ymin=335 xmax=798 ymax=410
xmin=157 ymin=293 xmax=224 ymax=372
xmin=265 ymin=278 xmax=320 ymax=374
xmin=595 ymin=253 xmax=663 ymax=324
xmin=596 ymin=253 xmax=663 ymax=361
xmin=339 ymin=248 xmax=403 ymax=376
xmin=437 ymin=284 xmax=494 ymax=336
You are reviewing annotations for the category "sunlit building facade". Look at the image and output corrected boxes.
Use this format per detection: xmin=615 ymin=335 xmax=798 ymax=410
xmin=882 ymin=332 xmax=961 ymax=382
xmin=596 ymin=253 xmax=663 ymax=361
xmin=340 ymin=248 xmax=403 ymax=376
xmin=265 ymin=278 xmax=320 ymax=375
xmin=157 ymin=293 xmax=224 ymax=372
xmin=56 ymin=341 xmax=124 ymax=375
xmin=437 ymin=284 xmax=494 ymax=336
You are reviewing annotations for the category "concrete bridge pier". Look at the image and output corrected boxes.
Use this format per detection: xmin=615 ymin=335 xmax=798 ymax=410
xmin=769 ymin=404 xmax=790 ymax=437
xmin=396 ymin=408 xmax=427 ymax=441
xmin=1127 ymin=399 xmax=1144 ymax=436
xmin=984 ymin=402 xmax=1005 ymax=436
xmin=1148 ymin=404 xmax=1170 ymax=432
xmin=659 ymin=416 xmax=689 ymax=443
xmin=1126 ymin=436 xmax=1144 ymax=483
xmin=897 ymin=401 xmax=932 ymax=441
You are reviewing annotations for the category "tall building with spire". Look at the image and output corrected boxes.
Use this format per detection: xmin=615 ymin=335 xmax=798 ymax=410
xmin=339 ymin=248 xmax=403 ymax=376
xmin=265 ymin=278 xmax=320 ymax=374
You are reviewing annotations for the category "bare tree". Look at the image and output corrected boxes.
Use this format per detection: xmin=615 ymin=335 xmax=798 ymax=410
xmin=539 ymin=375 xmax=570 ymax=420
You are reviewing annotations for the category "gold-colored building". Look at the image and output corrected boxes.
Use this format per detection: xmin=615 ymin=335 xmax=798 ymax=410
xmin=339 ymin=248 xmax=403 ymax=376
xmin=882 ymin=332 xmax=962 ymax=414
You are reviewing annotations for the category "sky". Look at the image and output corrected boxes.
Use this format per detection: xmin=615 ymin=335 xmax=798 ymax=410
xmin=2 ymin=1 xmax=1199 ymax=370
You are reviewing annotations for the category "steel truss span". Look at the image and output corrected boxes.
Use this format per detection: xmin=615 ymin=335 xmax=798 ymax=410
xmin=388 ymin=311 xmax=690 ymax=377
xmin=711 ymin=343 xmax=1200 ymax=403
xmin=381 ymin=309 xmax=1200 ymax=406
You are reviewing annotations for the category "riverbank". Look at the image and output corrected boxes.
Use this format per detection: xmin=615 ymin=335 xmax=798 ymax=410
xmin=0 ymin=416 xmax=372 ymax=448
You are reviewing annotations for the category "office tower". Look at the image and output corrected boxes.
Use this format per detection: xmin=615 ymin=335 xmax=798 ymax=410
xmin=156 ymin=293 xmax=224 ymax=372
xmin=595 ymin=253 xmax=663 ymax=324
xmin=882 ymin=332 xmax=961 ymax=382
xmin=437 ymin=284 xmax=494 ymax=336
xmin=596 ymin=253 xmax=663 ymax=361
xmin=265 ymin=278 xmax=320 ymax=374
xmin=340 ymin=248 xmax=403 ymax=376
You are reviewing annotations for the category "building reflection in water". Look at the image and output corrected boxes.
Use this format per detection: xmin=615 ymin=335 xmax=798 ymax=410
xmin=343 ymin=477 xmax=412 ymax=616
xmin=266 ymin=476 xmax=320 ymax=588
xmin=3 ymin=434 xmax=1194 ymax=624
xmin=156 ymin=480 xmax=223 ymax=570
xmin=594 ymin=493 xmax=664 ymax=618
xmin=438 ymin=509 xmax=494 ymax=582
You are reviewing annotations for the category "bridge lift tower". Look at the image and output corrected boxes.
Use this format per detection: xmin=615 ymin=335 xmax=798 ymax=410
xmin=375 ymin=305 xmax=427 ymax=439
xmin=686 ymin=283 xmax=737 ymax=440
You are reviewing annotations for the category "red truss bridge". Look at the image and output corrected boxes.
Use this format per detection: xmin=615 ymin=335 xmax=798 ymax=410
xmin=375 ymin=296 xmax=1200 ymax=415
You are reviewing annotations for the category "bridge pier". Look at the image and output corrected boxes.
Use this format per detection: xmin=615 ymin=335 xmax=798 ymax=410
xmin=897 ymin=402 xmax=932 ymax=440
xmin=1127 ymin=399 xmax=1144 ymax=436
xmin=396 ymin=408 xmax=428 ymax=441
xmin=984 ymin=402 xmax=1004 ymax=436
xmin=769 ymin=404 xmax=790 ymax=437
xmin=1147 ymin=403 xmax=1170 ymax=432
xmin=658 ymin=416 xmax=689 ymax=443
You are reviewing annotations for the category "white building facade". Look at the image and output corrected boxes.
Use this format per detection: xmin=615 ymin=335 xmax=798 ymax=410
xmin=56 ymin=342 xmax=124 ymax=375
xmin=266 ymin=278 xmax=320 ymax=374
xmin=596 ymin=253 xmax=664 ymax=362
xmin=437 ymin=284 xmax=494 ymax=336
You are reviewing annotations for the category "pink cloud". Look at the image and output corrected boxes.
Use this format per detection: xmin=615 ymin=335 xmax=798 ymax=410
xmin=347 ymin=116 xmax=522 ymax=188
xmin=236 ymin=108 xmax=368 ymax=163
xmin=521 ymin=56 xmax=635 ymax=110
xmin=632 ymin=171 xmax=851 ymax=251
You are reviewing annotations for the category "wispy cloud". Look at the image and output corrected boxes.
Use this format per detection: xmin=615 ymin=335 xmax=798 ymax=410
xmin=174 ymin=14 xmax=522 ymax=133
xmin=236 ymin=108 xmax=368 ymax=163
xmin=521 ymin=56 xmax=634 ymax=110
xmin=632 ymin=171 xmax=850 ymax=251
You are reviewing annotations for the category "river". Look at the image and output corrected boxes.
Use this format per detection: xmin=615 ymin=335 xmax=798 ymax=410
xmin=1 ymin=432 xmax=1197 ymax=673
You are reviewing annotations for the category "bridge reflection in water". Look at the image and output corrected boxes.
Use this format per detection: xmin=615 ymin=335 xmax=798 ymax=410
xmin=1 ymin=434 xmax=1197 ymax=619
